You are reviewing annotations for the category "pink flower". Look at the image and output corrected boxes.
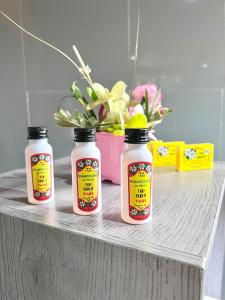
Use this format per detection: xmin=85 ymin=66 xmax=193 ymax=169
xmin=129 ymin=106 xmax=135 ymax=115
xmin=132 ymin=84 xmax=162 ymax=104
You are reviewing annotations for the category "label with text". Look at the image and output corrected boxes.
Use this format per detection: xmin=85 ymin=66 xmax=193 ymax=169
xmin=31 ymin=153 xmax=52 ymax=201
xmin=128 ymin=162 xmax=152 ymax=220
xmin=76 ymin=158 xmax=99 ymax=211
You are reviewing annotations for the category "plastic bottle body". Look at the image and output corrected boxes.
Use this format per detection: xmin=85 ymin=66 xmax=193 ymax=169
xmin=25 ymin=139 xmax=54 ymax=204
xmin=121 ymin=144 xmax=153 ymax=224
xmin=71 ymin=142 xmax=101 ymax=215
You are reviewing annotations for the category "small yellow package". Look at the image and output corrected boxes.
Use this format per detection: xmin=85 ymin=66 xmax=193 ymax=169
xmin=176 ymin=143 xmax=214 ymax=171
xmin=150 ymin=141 xmax=185 ymax=167
xmin=147 ymin=140 xmax=163 ymax=152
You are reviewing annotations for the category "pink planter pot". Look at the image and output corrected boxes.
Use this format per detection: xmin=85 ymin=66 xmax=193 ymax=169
xmin=96 ymin=132 xmax=125 ymax=184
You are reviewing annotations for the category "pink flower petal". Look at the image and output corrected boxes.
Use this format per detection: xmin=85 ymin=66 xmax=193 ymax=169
xmin=132 ymin=83 xmax=162 ymax=104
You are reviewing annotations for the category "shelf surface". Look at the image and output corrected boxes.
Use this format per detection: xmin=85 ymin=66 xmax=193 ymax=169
xmin=0 ymin=157 xmax=225 ymax=268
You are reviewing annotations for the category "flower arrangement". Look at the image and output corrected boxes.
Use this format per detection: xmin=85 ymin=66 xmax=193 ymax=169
xmin=0 ymin=8 xmax=172 ymax=184
xmin=0 ymin=10 xmax=171 ymax=139
xmin=54 ymin=47 xmax=172 ymax=137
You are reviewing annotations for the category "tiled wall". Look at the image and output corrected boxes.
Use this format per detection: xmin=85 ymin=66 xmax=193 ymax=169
xmin=129 ymin=0 xmax=225 ymax=159
xmin=0 ymin=0 xmax=225 ymax=172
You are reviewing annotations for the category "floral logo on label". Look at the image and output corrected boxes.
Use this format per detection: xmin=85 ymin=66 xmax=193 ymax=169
xmin=31 ymin=154 xmax=51 ymax=166
xmin=77 ymin=159 xmax=99 ymax=172
xmin=184 ymin=148 xmax=197 ymax=160
xmin=157 ymin=146 xmax=169 ymax=157
xmin=129 ymin=163 xmax=152 ymax=177
xmin=130 ymin=207 xmax=150 ymax=217
xmin=79 ymin=199 xmax=97 ymax=209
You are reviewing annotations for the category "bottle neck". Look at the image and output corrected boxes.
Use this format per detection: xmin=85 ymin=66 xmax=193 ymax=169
xmin=76 ymin=141 xmax=96 ymax=148
xmin=28 ymin=138 xmax=48 ymax=145
xmin=126 ymin=143 xmax=147 ymax=150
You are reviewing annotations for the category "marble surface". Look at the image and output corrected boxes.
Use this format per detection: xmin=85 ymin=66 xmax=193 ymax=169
xmin=0 ymin=157 xmax=225 ymax=269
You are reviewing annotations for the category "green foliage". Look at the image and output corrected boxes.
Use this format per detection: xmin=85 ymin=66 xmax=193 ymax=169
xmin=86 ymin=87 xmax=98 ymax=101
xmin=54 ymin=109 xmax=85 ymax=127
xmin=54 ymin=78 xmax=172 ymax=134
xmin=54 ymin=104 xmax=100 ymax=128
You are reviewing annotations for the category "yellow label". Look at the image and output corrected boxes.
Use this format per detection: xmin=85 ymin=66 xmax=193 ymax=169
xmin=76 ymin=158 xmax=99 ymax=211
xmin=128 ymin=162 xmax=152 ymax=220
xmin=152 ymin=141 xmax=185 ymax=167
xmin=176 ymin=144 xmax=214 ymax=171
xmin=31 ymin=153 xmax=52 ymax=200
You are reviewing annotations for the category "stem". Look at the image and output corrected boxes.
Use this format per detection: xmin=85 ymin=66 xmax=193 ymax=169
xmin=0 ymin=10 xmax=88 ymax=82
xmin=129 ymin=0 xmax=140 ymax=100
xmin=72 ymin=45 xmax=93 ymax=86
xmin=98 ymin=123 xmax=112 ymax=127
xmin=119 ymin=112 xmax=125 ymax=131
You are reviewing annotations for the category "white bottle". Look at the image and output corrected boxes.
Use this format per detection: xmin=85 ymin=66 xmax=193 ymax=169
xmin=121 ymin=128 xmax=153 ymax=224
xmin=71 ymin=128 xmax=101 ymax=215
xmin=25 ymin=127 xmax=54 ymax=204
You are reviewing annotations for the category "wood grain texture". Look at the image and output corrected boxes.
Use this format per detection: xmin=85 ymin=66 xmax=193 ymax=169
xmin=0 ymin=158 xmax=225 ymax=267
xmin=0 ymin=213 xmax=203 ymax=300
xmin=0 ymin=158 xmax=225 ymax=299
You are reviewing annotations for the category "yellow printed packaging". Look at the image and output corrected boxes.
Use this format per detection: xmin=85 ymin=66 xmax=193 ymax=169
xmin=176 ymin=143 xmax=214 ymax=171
xmin=147 ymin=140 xmax=163 ymax=153
xmin=150 ymin=141 xmax=185 ymax=167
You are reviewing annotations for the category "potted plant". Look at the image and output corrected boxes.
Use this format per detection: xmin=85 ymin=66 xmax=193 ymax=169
xmin=54 ymin=48 xmax=171 ymax=183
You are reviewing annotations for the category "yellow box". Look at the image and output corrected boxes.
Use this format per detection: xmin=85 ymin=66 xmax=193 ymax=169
xmin=150 ymin=141 xmax=185 ymax=167
xmin=147 ymin=140 xmax=163 ymax=153
xmin=176 ymin=143 xmax=214 ymax=171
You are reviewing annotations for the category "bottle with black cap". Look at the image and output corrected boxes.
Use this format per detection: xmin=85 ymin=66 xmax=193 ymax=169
xmin=71 ymin=128 xmax=101 ymax=215
xmin=25 ymin=127 xmax=54 ymax=204
xmin=121 ymin=128 xmax=153 ymax=224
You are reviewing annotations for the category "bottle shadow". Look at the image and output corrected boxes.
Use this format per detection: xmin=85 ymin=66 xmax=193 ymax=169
xmin=56 ymin=207 xmax=124 ymax=224
xmin=103 ymin=211 xmax=124 ymax=224
xmin=56 ymin=205 xmax=74 ymax=214
xmin=7 ymin=196 xmax=28 ymax=204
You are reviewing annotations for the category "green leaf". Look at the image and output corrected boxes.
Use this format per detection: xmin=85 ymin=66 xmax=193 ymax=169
xmin=161 ymin=108 xmax=173 ymax=114
xmin=141 ymin=96 xmax=146 ymax=109
xmin=54 ymin=109 xmax=86 ymax=128
xmin=140 ymin=93 xmax=149 ymax=121
xmin=72 ymin=110 xmax=86 ymax=126
xmin=86 ymin=99 xmax=106 ymax=110
xmin=112 ymin=124 xmax=122 ymax=130
xmin=144 ymin=90 xmax=149 ymax=121
xmin=86 ymin=87 xmax=98 ymax=101
xmin=150 ymin=111 xmax=162 ymax=122
xmin=113 ymin=130 xmax=124 ymax=136
xmin=148 ymin=110 xmax=152 ymax=122
xmin=86 ymin=87 xmax=92 ymax=98
xmin=71 ymin=82 xmax=83 ymax=99
xmin=70 ymin=82 xmax=89 ymax=107
xmin=106 ymin=127 xmax=114 ymax=132
xmin=86 ymin=116 xmax=99 ymax=128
